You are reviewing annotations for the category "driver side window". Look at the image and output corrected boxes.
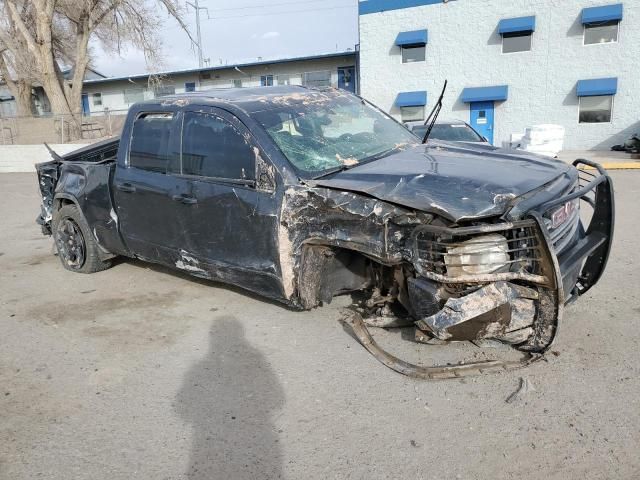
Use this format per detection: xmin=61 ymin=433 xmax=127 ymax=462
xmin=181 ymin=112 xmax=255 ymax=181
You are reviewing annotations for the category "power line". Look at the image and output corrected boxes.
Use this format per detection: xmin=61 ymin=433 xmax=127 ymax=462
xmin=204 ymin=4 xmax=355 ymax=21
xmin=186 ymin=0 xmax=208 ymax=67
xmin=209 ymin=0 xmax=353 ymax=13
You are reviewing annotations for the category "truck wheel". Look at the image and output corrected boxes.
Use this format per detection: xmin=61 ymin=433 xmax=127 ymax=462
xmin=52 ymin=204 xmax=112 ymax=273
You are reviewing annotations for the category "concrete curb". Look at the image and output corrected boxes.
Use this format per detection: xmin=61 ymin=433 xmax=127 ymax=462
xmin=580 ymin=161 xmax=640 ymax=170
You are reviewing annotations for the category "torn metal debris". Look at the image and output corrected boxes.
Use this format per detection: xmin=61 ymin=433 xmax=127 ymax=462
xmin=346 ymin=312 xmax=542 ymax=380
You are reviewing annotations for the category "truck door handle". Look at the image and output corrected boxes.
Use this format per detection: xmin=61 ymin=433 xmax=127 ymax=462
xmin=116 ymin=182 xmax=136 ymax=193
xmin=172 ymin=194 xmax=198 ymax=205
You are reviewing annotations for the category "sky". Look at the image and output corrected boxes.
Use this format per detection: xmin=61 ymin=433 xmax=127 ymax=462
xmin=91 ymin=0 xmax=360 ymax=77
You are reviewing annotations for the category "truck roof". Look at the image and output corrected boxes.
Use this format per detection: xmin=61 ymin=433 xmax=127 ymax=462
xmin=138 ymin=85 xmax=346 ymax=114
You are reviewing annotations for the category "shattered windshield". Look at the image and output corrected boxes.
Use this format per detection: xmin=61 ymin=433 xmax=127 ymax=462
xmin=254 ymin=93 xmax=418 ymax=178
xmin=412 ymin=123 xmax=484 ymax=143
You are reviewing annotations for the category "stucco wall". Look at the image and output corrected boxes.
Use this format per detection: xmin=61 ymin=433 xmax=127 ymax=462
xmin=82 ymin=55 xmax=356 ymax=115
xmin=359 ymin=0 xmax=639 ymax=150
xmin=0 ymin=144 xmax=90 ymax=173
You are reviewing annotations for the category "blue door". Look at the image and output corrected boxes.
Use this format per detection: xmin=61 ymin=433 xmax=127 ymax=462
xmin=338 ymin=66 xmax=356 ymax=93
xmin=81 ymin=94 xmax=90 ymax=116
xmin=469 ymin=101 xmax=494 ymax=144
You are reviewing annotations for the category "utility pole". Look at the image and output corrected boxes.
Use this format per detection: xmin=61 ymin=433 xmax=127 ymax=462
xmin=187 ymin=0 xmax=208 ymax=68
xmin=194 ymin=0 xmax=203 ymax=68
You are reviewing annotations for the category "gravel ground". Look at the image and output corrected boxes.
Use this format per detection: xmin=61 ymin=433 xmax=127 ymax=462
xmin=1 ymin=171 xmax=638 ymax=480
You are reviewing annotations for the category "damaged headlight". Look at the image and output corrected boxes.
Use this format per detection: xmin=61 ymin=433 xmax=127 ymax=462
xmin=444 ymin=234 xmax=509 ymax=277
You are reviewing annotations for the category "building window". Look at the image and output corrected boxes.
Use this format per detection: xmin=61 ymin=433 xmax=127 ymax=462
xmin=502 ymin=32 xmax=532 ymax=53
xmin=232 ymin=79 xmax=243 ymax=88
xmin=579 ymin=95 xmax=613 ymax=123
xmin=154 ymin=85 xmax=176 ymax=97
xmin=92 ymin=93 xmax=102 ymax=106
xmin=395 ymin=29 xmax=428 ymax=63
xmin=185 ymin=82 xmax=196 ymax=92
xmin=401 ymin=45 xmax=426 ymax=63
xmin=584 ymin=21 xmax=619 ymax=45
xmin=303 ymin=71 xmax=331 ymax=88
xmin=400 ymin=106 xmax=425 ymax=122
xmin=260 ymin=75 xmax=274 ymax=87
xmin=277 ymin=74 xmax=291 ymax=85
xmin=124 ymin=88 xmax=144 ymax=105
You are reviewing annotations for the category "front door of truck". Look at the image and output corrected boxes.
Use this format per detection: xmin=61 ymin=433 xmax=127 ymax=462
xmin=176 ymin=107 xmax=281 ymax=293
xmin=113 ymin=109 xmax=193 ymax=263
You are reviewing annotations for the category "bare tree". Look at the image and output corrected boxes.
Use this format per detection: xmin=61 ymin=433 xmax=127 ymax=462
xmin=0 ymin=1 xmax=38 ymax=115
xmin=0 ymin=0 xmax=192 ymax=122
xmin=0 ymin=57 xmax=35 ymax=116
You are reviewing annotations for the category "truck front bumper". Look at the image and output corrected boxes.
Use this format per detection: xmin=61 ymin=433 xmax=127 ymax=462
xmin=409 ymin=159 xmax=614 ymax=352
xmin=552 ymin=159 xmax=614 ymax=304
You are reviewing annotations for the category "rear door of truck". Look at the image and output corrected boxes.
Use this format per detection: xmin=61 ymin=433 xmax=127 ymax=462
xmin=112 ymin=106 xmax=192 ymax=262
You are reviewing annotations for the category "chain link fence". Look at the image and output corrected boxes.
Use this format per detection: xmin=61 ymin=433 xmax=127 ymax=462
xmin=0 ymin=109 xmax=128 ymax=145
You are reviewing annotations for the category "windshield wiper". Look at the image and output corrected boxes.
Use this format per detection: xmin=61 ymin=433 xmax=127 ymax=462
xmin=421 ymin=80 xmax=448 ymax=144
xmin=312 ymin=164 xmax=350 ymax=180
xmin=311 ymin=146 xmax=399 ymax=180
xmin=359 ymin=145 xmax=400 ymax=165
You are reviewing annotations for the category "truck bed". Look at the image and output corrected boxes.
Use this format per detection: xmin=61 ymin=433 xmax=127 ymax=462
xmin=59 ymin=137 xmax=120 ymax=163
xmin=36 ymin=139 xmax=120 ymax=236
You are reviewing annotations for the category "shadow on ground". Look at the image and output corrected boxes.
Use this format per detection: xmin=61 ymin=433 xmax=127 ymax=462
xmin=175 ymin=316 xmax=285 ymax=479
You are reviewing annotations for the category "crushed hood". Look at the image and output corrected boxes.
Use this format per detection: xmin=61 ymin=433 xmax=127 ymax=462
xmin=307 ymin=143 xmax=572 ymax=222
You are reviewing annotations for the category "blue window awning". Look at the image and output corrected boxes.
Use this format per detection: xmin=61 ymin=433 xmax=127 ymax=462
xmin=461 ymin=85 xmax=508 ymax=103
xmin=582 ymin=4 xmax=623 ymax=24
xmin=576 ymin=77 xmax=618 ymax=97
xmin=498 ymin=16 xmax=536 ymax=34
xmin=395 ymin=91 xmax=427 ymax=107
xmin=395 ymin=29 xmax=428 ymax=46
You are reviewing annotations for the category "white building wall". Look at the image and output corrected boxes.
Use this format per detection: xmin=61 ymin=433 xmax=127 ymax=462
xmin=82 ymin=55 xmax=356 ymax=115
xmin=359 ymin=0 xmax=639 ymax=150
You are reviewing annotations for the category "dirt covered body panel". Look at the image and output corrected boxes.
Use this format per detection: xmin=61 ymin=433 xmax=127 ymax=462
xmin=308 ymin=142 xmax=572 ymax=222
xmin=36 ymin=140 xmax=126 ymax=259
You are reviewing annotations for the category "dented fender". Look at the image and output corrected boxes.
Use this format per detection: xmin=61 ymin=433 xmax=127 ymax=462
xmin=277 ymin=184 xmax=431 ymax=303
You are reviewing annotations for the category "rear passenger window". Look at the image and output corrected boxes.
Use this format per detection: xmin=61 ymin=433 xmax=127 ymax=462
xmin=129 ymin=113 xmax=175 ymax=173
xmin=181 ymin=112 xmax=255 ymax=181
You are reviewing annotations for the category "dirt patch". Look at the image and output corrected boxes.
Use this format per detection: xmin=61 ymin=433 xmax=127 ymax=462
xmin=7 ymin=252 xmax=56 ymax=269
xmin=27 ymin=291 xmax=181 ymax=325
xmin=21 ymin=258 xmax=44 ymax=266
xmin=25 ymin=291 xmax=192 ymax=349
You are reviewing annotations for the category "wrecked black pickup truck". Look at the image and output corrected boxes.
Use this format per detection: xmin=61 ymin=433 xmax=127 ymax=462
xmin=36 ymin=86 xmax=614 ymax=376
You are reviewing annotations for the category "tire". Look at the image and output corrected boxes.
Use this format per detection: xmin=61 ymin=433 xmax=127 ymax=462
xmin=52 ymin=204 xmax=112 ymax=273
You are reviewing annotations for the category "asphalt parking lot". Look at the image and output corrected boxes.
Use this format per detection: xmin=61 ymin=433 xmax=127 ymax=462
xmin=1 ymin=171 xmax=639 ymax=480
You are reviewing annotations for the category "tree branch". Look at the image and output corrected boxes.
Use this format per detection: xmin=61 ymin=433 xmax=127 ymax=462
xmin=5 ymin=0 xmax=39 ymax=56
xmin=158 ymin=0 xmax=196 ymax=45
xmin=90 ymin=0 xmax=122 ymax=29
xmin=0 ymin=51 xmax=18 ymax=92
